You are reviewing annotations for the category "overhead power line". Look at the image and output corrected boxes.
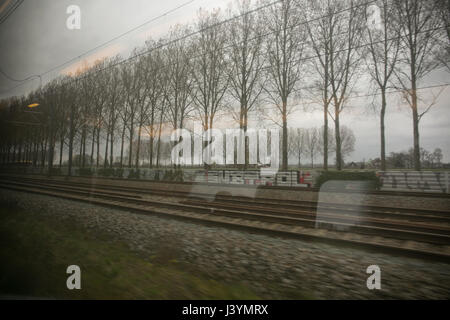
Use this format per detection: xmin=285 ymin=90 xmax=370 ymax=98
xmin=0 ymin=0 xmax=197 ymax=90
xmin=0 ymin=0 xmax=23 ymax=25
xmin=1 ymin=0 xmax=446 ymax=98
xmin=133 ymin=82 xmax=450 ymax=129
xmin=0 ymin=67 xmax=42 ymax=84
xmin=210 ymin=82 xmax=450 ymax=122
xmin=28 ymin=0 xmax=380 ymax=92
xmin=38 ymin=0 xmax=197 ymax=79
xmin=54 ymin=23 xmax=447 ymax=97
xmin=7 ymin=0 xmax=351 ymax=94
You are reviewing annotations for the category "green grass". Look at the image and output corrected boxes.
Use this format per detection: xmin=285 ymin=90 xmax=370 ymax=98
xmin=0 ymin=200 xmax=260 ymax=300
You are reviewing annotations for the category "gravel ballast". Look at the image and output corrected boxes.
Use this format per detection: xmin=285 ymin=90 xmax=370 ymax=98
xmin=0 ymin=189 xmax=449 ymax=299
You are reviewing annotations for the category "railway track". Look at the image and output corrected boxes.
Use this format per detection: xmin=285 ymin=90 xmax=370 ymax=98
xmin=2 ymin=174 xmax=449 ymax=220
xmin=0 ymin=174 xmax=449 ymax=262
xmin=2 ymin=169 xmax=450 ymax=199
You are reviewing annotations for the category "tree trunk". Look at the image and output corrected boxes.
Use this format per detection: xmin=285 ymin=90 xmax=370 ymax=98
xmin=322 ymin=45 xmax=330 ymax=171
xmin=335 ymin=113 xmax=342 ymax=171
xmin=120 ymin=124 xmax=126 ymax=168
xmin=59 ymin=136 xmax=64 ymax=168
xmin=48 ymin=113 xmax=55 ymax=175
xmin=410 ymin=64 xmax=421 ymax=171
xmin=79 ymin=131 xmax=83 ymax=167
xmin=81 ymin=126 xmax=87 ymax=168
xmin=156 ymin=114 xmax=163 ymax=167
xmin=323 ymin=101 xmax=329 ymax=170
xmin=128 ymin=124 xmax=134 ymax=168
xmin=110 ymin=122 xmax=115 ymax=168
xmin=96 ymin=127 xmax=101 ymax=167
xmin=90 ymin=127 xmax=96 ymax=166
xmin=149 ymin=109 xmax=155 ymax=168
xmin=282 ymin=100 xmax=288 ymax=171
xmin=135 ymin=124 xmax=142 ymax=168
xmin=149 ymin=136 xmax=154 ymax=168
xmin=412 ymin=89 xmax=421 ymax=171
xmin=27 ymin=135 xmax=32 ymax=163
xmin=17 ymin=139 xmax=22 ymax=163
xmin=42 ymin=137 xmax=48 ymax=167
xmin=32 ymin=136 xmax=38 ymax=167
xmin=380 ymin=88 xmax=387 ymax=171
xmin=11 ymin=141 xmax=15 ymax=163
xmin=68 ymin=105 xmax=74 ymax=176
xmin=244 ymin=111 xmax=249 ymax=169
xmin=104 ymin=129 xmax=109 ymax=168
xmin=7 ymin=143 xmax=11 ymax=164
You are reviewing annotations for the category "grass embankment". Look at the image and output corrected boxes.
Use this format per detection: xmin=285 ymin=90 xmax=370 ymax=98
xmin=0 ymin=200 xmax=259 ymax=299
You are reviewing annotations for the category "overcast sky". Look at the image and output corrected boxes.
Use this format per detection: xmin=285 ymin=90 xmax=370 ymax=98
xmin=0 ymin=0 xmax=449 ymax=163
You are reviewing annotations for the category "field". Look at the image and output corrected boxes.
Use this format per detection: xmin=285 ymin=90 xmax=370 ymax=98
xmin=0 ymin=200 xmax=260 ymax=300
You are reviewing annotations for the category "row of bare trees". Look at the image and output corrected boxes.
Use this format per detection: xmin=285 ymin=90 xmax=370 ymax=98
xmin=0 ymin=0 xmax=448 ymax=173
xmin=288 ymin=126 xmax=356 ymax=168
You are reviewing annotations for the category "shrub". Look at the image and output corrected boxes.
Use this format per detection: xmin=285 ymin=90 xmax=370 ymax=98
xmin=315 ymin=171 xmax=381 ymax=191
xmin=163 ymin=170 xmax=173 ymax=181
xmin=128 ymin=169 xmax=140 ymax=179
xmin=173 ymin=169 xmax=184 ymax=182
xmin=77 ymin=168 xmax=93 ymax=176
xmin=114 ymin=168 xmax=124 ymax=178
xmin=49 ymin=168 xmax=62 ymax=176
xmin=98 ymin=168 xmax=115 ymax=177
xmin=161 ymin=169 xmax=183 ymax=182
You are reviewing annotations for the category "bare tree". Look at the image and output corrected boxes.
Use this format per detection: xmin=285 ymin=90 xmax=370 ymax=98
xmin=142 ymin=40 xmax=166 ymax=168
xmin=227 ymin=0 xmax=266 ymax=166
xmin=66 ymin=77 xmax=83 ymax=175
xmin=317 ymin=125 xmax=333 ymax=161
xmin=135 ymin=47 xmax=157 ymax=168
xmin=164 ymin=26 xmax=194 ymax=130
xmin=54 ymin=79 xmax=71 ymax=168
xmin=117 ymin=93 xmax=131 ymax=168
xmin=288 ymin=127 xmax=306 ymax=167
xmin=329 ymin=125 xmax=356 ymax=164
xmin=89 ymin=61 xmax=111 ymax=168
xmin=120 ymin=52 xmax=146 ymax=168
xmin=433 ymin=147 xmax=443 ymax=167
xmin=102 ymin=57 xmax=124 ymax=168
xmin=263 ymin=0 xmax=307 ymax=170
xmin=364 ymin=0 xmax=401 ymax=171
xmin=190 ymin=9 xmax=229 ymax=131
xmin=305 ymin=127 xmax=319 ymax=168
xmin=304 ymin=0 xmax=339 ymax=171
xmin=41 ymin=78 xmax=65 ymax=172
xmin=328 ymin=0 xmax=364 ymax=171
xmin=434 ymin=0 xmax=450 ymax=72
xmin=394 ymin=0 xmax=443 ymax=171
xmin=77 ymin=62 xmax=98 ymax=168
